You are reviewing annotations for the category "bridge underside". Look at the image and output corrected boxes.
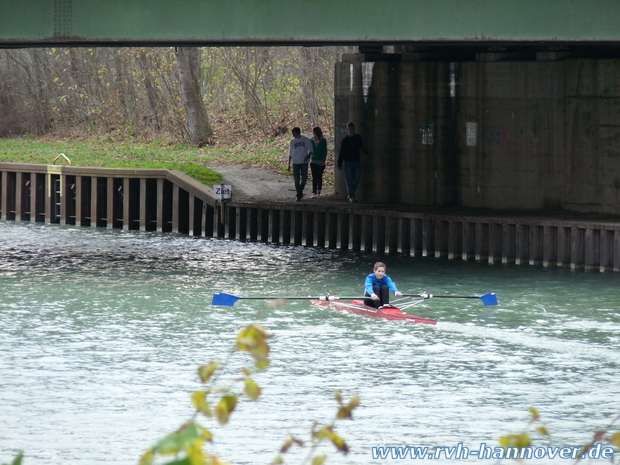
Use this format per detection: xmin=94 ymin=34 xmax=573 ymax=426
xmin=2 ymin=0 xmax=620 ymax=48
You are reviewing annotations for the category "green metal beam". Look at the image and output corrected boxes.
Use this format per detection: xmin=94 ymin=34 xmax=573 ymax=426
xmin=2 ymin=0 xmax=620 ymax=46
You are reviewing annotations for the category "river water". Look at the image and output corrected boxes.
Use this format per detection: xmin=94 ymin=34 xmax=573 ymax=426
xmin=1 ymin=221 xmax=619 ymax=465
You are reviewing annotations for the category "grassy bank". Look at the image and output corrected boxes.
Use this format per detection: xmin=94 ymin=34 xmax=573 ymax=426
xmin=0 ymin=136 xmax=291 ymax=185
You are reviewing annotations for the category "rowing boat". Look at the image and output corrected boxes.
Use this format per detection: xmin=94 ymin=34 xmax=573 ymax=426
xmin=212 ymin=292 xmax=496 ymax=323
xmin=311 ymin=298 xmax=437 ymax=325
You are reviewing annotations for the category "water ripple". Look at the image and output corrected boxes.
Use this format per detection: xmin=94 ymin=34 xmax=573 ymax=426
xmin=1 ymin=221 xmax=620 ymax=465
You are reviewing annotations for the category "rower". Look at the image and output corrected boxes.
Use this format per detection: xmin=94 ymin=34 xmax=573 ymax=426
xmin=363 ymin=262 xmax=403 ymax=309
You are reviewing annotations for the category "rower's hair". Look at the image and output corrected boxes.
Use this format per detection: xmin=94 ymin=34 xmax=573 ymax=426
xmin=373 ymin=261 xmax=386 ymax=271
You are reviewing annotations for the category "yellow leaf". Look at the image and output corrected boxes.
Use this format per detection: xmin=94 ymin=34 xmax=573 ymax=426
xmin=244 ymin=378 xmax=262 ymax=400
xmin=236 ymin=324 xmax=272 ymax=368
xmin=610 ymin=432 xmax=620 ymax=448
xmin=138 ymin=450 xmax=154 ymax=465
xmin=330 ymin=432 xmax=349 ymax=454
xmin=198 ymin=362 xmax=221 ymax=383
xmin=270 ymin=455 xmax=284 ymax=464
xmin=337 ymin=406 xmax=351 ymax=419
xmin=191 ymin=391 xmax=212 ymax=417
xmin=528 ymin=407 xmax=540 ymax=422
xmin=536 ymin=426 xmax=550 ymax=436
xmin=315 ymin=426 xmax=333 ymax=441
xmin=187 ymin=438 xmax=206 ymax=465
xmin=205 ymin=453 xmax=232 ymax=465
xmin=337 ymin=394 xmax=360 ymax=419
xmin=215 ymin=394 xmax=238 ymax=425
xmin=312 ymin=455 xmax=327 ymax=465
xmin=499 ymin=433 xmax=531 ymax=450
xmin=197 ymin=425 xmax=213 ymax=443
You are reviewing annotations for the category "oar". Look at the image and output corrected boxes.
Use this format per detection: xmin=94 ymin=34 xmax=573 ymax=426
xmin=212 ymin=292 xmax=364 ymax=307
xmin=402 ymin=292 xmax=498 ymax=306
xmin=213 ymin=292 xmax=498 ymax=307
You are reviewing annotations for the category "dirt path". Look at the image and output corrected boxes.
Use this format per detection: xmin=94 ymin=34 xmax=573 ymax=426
xmin=208 ymin=164 xmax=336 ymax=203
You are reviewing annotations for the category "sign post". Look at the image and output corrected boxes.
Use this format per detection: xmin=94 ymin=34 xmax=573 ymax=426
xmin=213 ymin=184 xmax=232 ymax=201
xmin=214 ymin=185 xmax=232 ymax=225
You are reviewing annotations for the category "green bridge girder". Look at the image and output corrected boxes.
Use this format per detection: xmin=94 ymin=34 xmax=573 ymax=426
xmin=2 ymin=0 xmax=620 ymax=48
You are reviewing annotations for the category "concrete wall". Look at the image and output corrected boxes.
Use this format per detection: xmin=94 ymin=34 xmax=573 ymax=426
xmin=335 ymin=56 xmax=451 ymax=205
xmin=335 ymin=55 xmax=620 ymax=214
xmin=565 ymin=60 xmax=620 ymax=212
xmin=459 ymin=61 xmax=566 ymax=210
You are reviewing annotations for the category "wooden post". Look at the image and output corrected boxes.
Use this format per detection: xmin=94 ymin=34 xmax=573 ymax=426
xmin=528 ymin=225 xmax=542 ymax=266
xmin=58 ymin=174 xmax=67 ymax=225
xmin=542 ymin=225 xmax=555 ymax=268
xmin=336 ymin=212 xmax=344 ymax=250
xmin=156 ymin=178 xmax=164 ymax=232
xmin=501 ymin=223 xmax=515 ymax=264
xmin=584 ymin=228 xmax=597 ymax=272
xmin=411 ymin=218 xmax=421 ymax=257
xmin=30 ymin=173 xmax=38 ymax=223
xmin=0 ymin=171 xmax=6 ymax=220
xmin=422 ymin=219 xmax=433 ymax=257
xmin=268 ymin=208 xmax=276 ymax=243
xmin=186 ymin=194 xmax=195 ymax=236
xmin=570 ymin=227 xmax=583 ymax=270
xmin=14 ymin=172 xmax=23 ymax=221
xmin=360 ymin=215 xmax=369 ymax=252
xmin=475 ymin=223 xmax=487 ymax=262
xmin=105 ymin=177 xmax=113 ymax=228
xmin=74 ymin=176 xmax=82 ymax=227
xmin=461 ymin=222 xmax=473 ymax=261
xmin=435 ymin=220 xmax=447 ymax=259
xmin=613 ymin=230 xmax=620 ymax=272
xmin=90 ymin=177 xmax=98 ymax=227
xmin=122 ymin=178 xmax=130 ymax=230
xmin=172 ymin=184 xmax=179 ymax=233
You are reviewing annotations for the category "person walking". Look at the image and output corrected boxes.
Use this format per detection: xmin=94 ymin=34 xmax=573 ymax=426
xmin=310 ymin=126 xmax=327 ymax=198
xmin=337 ymin=122 xmax=364 ymax=202
xmin=287 ymin=127 xmax=312 ymax=201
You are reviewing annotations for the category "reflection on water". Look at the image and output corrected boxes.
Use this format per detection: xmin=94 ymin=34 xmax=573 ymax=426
xmin=1 ymin=221 xmax=620 ymax=464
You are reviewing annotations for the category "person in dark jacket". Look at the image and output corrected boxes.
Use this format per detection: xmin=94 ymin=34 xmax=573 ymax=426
xmin=337 ymin=122 xmax=364 ymax=202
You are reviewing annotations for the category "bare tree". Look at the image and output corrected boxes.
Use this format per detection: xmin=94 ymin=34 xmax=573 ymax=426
xmin=0 ymin=45 xmax=350 ymax=141
xmin=137 ymin=49 xmax=163 ymax=130
xmin=175 ymin=47 xmax=212 ymax=146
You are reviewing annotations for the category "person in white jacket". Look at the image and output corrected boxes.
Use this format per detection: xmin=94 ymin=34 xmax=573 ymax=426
xmin=287 ymin=127 xmax=312 ymax=201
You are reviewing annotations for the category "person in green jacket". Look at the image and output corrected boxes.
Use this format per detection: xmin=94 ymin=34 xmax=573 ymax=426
xmin=310 ymin=126 xmax=328 ymax=198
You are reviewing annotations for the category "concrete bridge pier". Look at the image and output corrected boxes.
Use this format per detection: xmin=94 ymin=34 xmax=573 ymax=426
xmin=334 ymin=52 xmax=620 ymax=216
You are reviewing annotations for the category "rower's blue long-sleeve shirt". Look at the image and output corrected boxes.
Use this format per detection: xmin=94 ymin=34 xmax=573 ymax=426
xmin=365 ymin=273 xmax=398 ymax=295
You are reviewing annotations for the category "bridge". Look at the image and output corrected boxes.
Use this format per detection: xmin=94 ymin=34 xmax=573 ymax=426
xmin=1 ymin=0 xmax=620 ymax=47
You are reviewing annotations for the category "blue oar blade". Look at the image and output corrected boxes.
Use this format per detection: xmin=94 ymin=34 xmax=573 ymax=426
xmin=479 ymin=293 xmax=498 ymax=306
xmin=212 ymin=292 xmax=241 ymax=306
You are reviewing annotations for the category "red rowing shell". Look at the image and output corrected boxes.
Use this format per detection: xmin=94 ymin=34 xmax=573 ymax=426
xmin=311 ymin=299 xmax=437 ymax=325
